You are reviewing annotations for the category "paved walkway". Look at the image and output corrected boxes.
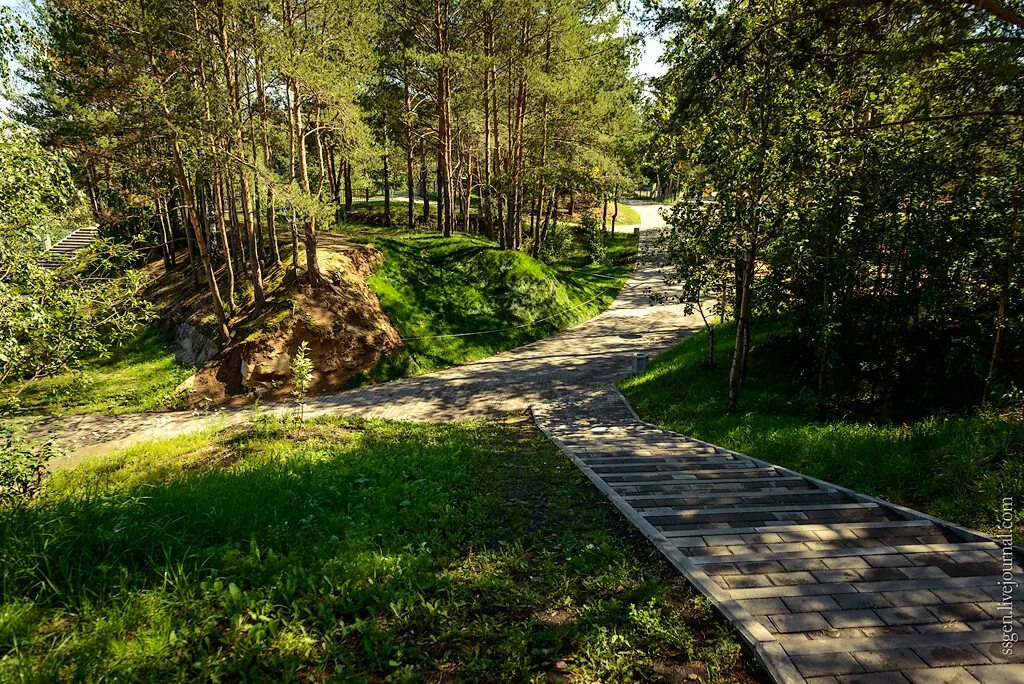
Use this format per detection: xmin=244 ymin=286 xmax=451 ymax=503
xmin=533 ymin=388 xmax=1023 ymax=684
xmin=23 ymin=204 xmax=706 ymax=465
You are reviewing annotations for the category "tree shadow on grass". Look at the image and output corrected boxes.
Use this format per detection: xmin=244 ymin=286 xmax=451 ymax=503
xmin=0 ymin=418 xmax=760 ymax=682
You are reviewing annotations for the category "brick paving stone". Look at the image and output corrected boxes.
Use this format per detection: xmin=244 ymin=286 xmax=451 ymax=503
xmin=964 ymin=665 xmax=1023 ymax=683
xmin=903 ymin=667 xmax=984 ymax=683
xmin=882 ymin=590 xmax=947 ymax=607
xmin=927 ymin=604 xmax=993 ymax=623
xmin=823 ymin=609 xmax=885 ymax=629
xmin=791 ymin=653 xmax=865 ymax=677
xmin=838 ymin=673 xmax=912 ymax=683
xmin=783 ymin=596 xmax=843 ymax=613
xmin=852 ymin=648 xmax=930 ymax=672
xmin=769 ymin=571 xmax=818 ymax=586
xmin=913 ymin=643 xmax=991 ymax=663
xmin=877 ymin=606 xmax=941 ymax=626
xmin=772 ymin=613 xmax=831 ymax=634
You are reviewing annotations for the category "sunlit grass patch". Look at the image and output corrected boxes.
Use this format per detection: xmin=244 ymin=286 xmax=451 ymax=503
xmin=0 ymin=416 xmax=759 ymax=681
xmin=2 ymin=329 xmax=192 ymax=416
xmin=356 ymin=231 xmax=637 ymax=383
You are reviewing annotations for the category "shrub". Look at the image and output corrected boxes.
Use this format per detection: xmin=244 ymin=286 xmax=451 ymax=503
xmin=541 ymin=224 xmax=574 ymax=262
xmin=579 ymin=213 xmax=607 ymax=265
xmin=0 ymin=425 xmax=57 ymax=505
xmin=290 ymin=341 xmax=314 ymax=421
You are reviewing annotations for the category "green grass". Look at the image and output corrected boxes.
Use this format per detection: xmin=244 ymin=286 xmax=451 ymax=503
xmin=0 ymin=417 xmax=757 ymax=681
xmin=599 ymin=203 xmax=641 ymax=227
xmin=354 ymin=231 xmax=637 ymax=383
xmin=2 ymin=330 xmax=192 ymax=416
xmin=620 ymin=323 xmax=1024 ymax=536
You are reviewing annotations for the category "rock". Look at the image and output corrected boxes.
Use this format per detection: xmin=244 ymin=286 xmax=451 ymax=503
xmin=174 ymin=323 xmax=219 ymax=366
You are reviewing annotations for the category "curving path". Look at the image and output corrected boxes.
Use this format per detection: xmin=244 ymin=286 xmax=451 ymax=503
xmin=22 ymin=204 xmax=706 ymax=467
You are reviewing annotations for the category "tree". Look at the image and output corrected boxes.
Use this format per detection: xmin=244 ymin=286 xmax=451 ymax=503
xmin=649 ymin=0 xmax=1024 ymax=414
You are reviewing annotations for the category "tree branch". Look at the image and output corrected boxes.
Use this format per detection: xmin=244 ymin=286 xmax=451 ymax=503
xmin=962 ymin=0 xmax=1024 ymax=27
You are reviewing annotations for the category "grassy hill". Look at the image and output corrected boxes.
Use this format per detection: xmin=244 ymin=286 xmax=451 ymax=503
xmin=355 ymin=231 xmax=636 ymax=383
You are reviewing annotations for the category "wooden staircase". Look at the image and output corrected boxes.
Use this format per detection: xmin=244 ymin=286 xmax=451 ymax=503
xmin=39 ymin=226 xmax=100 ymax=270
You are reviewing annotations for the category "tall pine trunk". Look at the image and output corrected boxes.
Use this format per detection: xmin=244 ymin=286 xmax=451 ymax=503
xmin=217 ymin=1 xmax=264 ymax=310
xmin=404 ymin=72 xmax=415 ymax=230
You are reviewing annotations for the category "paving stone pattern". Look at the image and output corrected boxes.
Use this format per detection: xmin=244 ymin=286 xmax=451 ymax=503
xmin=532 ymin=388 xmax=1024 ymax=683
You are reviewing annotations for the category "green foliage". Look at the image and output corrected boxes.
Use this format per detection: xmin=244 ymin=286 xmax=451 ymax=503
xmin=621 ymin=323 xmax=1024 ymax=536
xmin=0 ymin=424 xmax=55 ymax=505
xmin=651 ymin=0 xmax=1024 ymax=411
xmin=0 ymin=418 xmax=751 ymax=680
xmin=540 ymin=223 xmax=575 ymax=262
xmin=2 ymin=330 xmax=192 ymax=416
xmin=0 ymin=262 xmax=153 ymax=391
xmin=0 ymin=121 xmax=154 ymax=398
xmin=289 ymin=341 xmax=314 ymax=421
xmin=0 ymin=120 xmax=81 ymax=258
xmin=578 ymin=213 xmax=608 ymax=265
xmin=358 ymin=231 xmax=636 ymax=383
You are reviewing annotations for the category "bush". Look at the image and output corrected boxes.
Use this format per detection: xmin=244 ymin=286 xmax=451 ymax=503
xmin=580 ymin=213 xmax=607 ymax=265
xmin=0 ymin=425 xmax=56 ymax=505
xmin=540 ymin=224 xmax=575 ymax=262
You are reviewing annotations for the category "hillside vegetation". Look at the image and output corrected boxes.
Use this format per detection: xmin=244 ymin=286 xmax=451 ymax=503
xmin=356 ymin=231 xmax=636 ymax=383
xmin=3 ymin=227 xmax=636 ymax=415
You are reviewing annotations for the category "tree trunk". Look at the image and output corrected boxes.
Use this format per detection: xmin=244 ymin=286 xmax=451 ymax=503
xmin=463 ymin=156 xmax=472 ymax=233
xmin=983 ymin=179 xmax=1020 ymax=402
xmin=404 ymin=72 xmax=415 ymax=231
xmin=434 ymin=0 xmax=454 ymax=237
xmin=290 ymin=78 xmax=322 ymax=288
xmin=728 ymin=247 xmax=755 ymax=410
xmin=216 ymin=1 xmax=264 ymax=310
xmin=420 ymin=141 xmax=429 ymax=221
xmin=156 ymin=196 xmax=173 ymax=270
xmin=171 ymin=140 xmax=230 ymax=341
xmin=482 ymin=16 xmax=493 ymax=235
xmin=213 ymin=168 xmax=236 ymax=312
xmin=383 ymin=144 xmax=392 ymax=227
xmin=611 ymin=195 xmax=618 ymax=234
xmin=253 ymin=12 xmax=280 ymax=267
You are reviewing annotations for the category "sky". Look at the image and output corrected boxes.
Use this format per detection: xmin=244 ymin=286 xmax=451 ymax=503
xmin=636 ymin=32 xmax=669 ymax=80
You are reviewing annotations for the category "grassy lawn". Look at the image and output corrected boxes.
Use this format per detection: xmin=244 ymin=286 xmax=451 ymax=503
xmin=0 ymin=417 xmax=759 ymax=682
xmin=597 ymin=203 xmax=641 ymax=227
xmin=620 ymin=323 xmax=1024 ymax=536
xmin=1 ymin=330 xmax=192 ymax=416
xmin=352 ymin=231 xmax=637 ymax=384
